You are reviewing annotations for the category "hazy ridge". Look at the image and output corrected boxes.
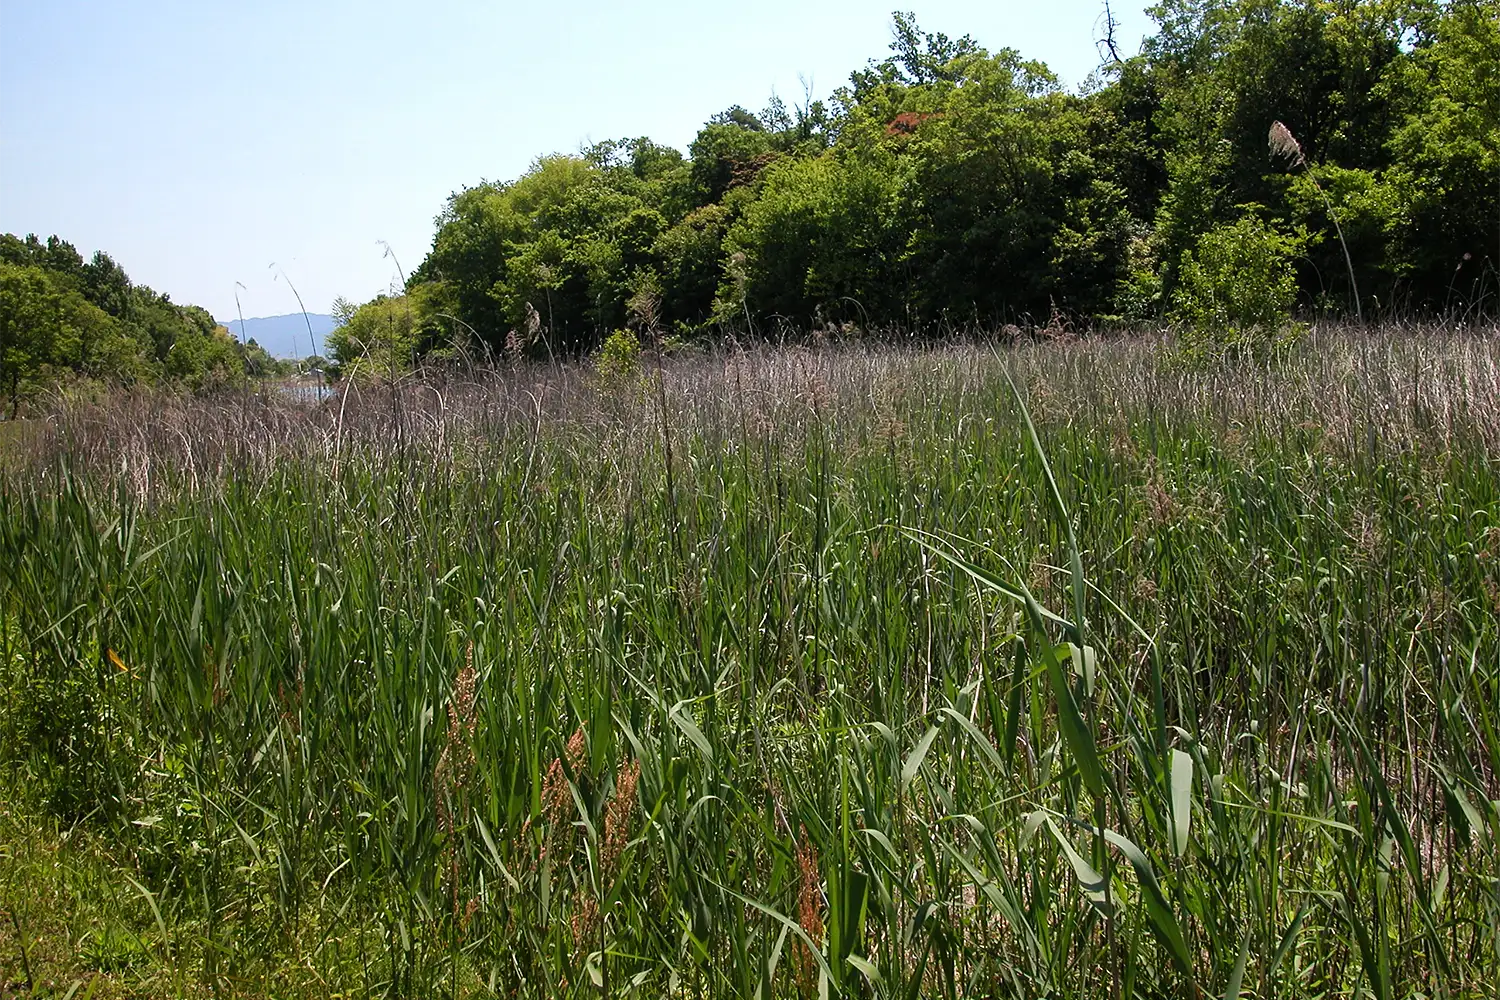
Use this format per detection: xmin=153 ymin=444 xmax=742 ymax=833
xmin=222 ymin=313 xmax=336 ymax=359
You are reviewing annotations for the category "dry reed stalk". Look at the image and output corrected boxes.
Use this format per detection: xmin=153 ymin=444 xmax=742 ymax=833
xmin=1268 ymin=120 xmax=1306 ymax=169
xmin=1270 ymin=120 xmax=1363 ymax=323
xmin=13 ymin=330 xmax=1500 ymax=499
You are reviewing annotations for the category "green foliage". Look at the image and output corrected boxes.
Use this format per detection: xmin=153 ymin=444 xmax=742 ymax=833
xmin=413 ymin=154 xmax=687 ymax=354
xmin=594 ymin=327 xmax=642 ymax=381
xmin=0 ymin=264 xmax=65 ymax=416
xmin=873 ymin=49 xmax=1100 ymax=320
xmin=367 ymin=1 xmax=1496 ymax=359
xmin=658 ymin=204 xmax=734 ymax=325
xmin=238 ymin=338 xmax=288 ymax=379
xmin=3 ymin=335 xmax=1499 ymax=995
xmin=326 ymin=293 xmax=422 ymax=377
xmin=1112 ymin=228 xmax=1166 ymax=322
xmin=1281 ymin=164 xmax=1400 ymax=312
xmin=162 ymin=315 xmax=246 ymax=392
xmin=725 ymin=152 xmax=908 ymax=324
xmin=1172 ymin=216 xmax=1305 ymax=355
xmin=689 ymin=120 xmax=778 ymax=206
xmin=1378 ymin=0 xmax=1500 ymax=309
xmin=0 ymin=232 xmax=262 ymax=404
xmin=1 ymin=634 xmax=116 ymax=820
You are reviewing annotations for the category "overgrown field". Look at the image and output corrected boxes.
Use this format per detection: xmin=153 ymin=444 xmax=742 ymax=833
xmin=2 ymin=330 xmax=1498 ymax=998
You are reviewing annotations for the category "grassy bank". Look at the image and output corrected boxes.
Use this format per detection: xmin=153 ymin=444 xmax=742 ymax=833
xmin=2 ymin=329 xmax=1498 ymax=998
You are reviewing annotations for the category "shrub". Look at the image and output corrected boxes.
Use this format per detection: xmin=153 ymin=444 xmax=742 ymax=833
xmin=595 ymin=328 xmax=642 ymax=382
xmin=1 ymin=639 xmax=118 ymax=820
xmin=1172 ymin=217 xmax=1305 ymax=359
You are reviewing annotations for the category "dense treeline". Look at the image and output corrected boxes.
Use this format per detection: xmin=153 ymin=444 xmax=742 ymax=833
xmin=333 ymin=0 xmax=1497 ymax=365
xmin=0 ymin=234 xmax=281 ymax=414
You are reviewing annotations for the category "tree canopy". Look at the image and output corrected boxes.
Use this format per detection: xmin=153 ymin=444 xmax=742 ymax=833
xmin=0 ymin=233 xmax=278 ymax=413
xmin=370 ymin=0 xmax=1494 ymax=365
xmin=14 ymin=1 xmax=1495 ymax=391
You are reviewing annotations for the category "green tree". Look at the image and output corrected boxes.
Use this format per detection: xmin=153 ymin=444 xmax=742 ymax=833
xmin=162 ymin=324 xmax=246 ymax=391
xmin=1 ymin=232 xmax=281 ymax=393
xmin=236 ymin=338 xmax=286 ymax=379
xmin=80 ymin=251 xmax=134 ymax=319
xmin=657 ymin=204 xmax=734 ymax=327
xmin=326 ymin=294 xmax=421 ymax=377
xmin=402 ymin=0 xmax=1499 ymax=349
xmin=0 ymin=264 xmax=64 ymax=416
xmin=725 ymin=152 xmax=908 ymax=324
xmin=417 ymin=157 xmax=638 ymax=352
xmin=1378 ymin=0 xmax=1500 ymax=307
xmin=876 ymin=47 xmax=1130 ymax=320
xmin=687 ymin=119 xmax=778 ymax=207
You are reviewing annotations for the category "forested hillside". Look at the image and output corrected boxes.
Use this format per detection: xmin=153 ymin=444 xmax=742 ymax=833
xmin=330 ymin=0 xmax=1496 ymax=365
xmin=0 ymin=234 xmax=281 ymax=413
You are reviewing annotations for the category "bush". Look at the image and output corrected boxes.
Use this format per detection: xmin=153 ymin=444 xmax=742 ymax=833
xmin=595 ymin=328 xmax=642 ymax=382
xmin=1 ymin=640 xmax=119 ymax=820
xmin=1172 ymin=217 xmax=1305 ymax=359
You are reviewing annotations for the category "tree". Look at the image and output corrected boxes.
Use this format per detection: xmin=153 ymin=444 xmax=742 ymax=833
xmin=162 ymin=324 xmax=246 ymax=391
xmin=658 ymin=204 xmax=734 ymax=326
xmin=237 ymin=338 xmax=286 ymax=379
xmin=887 ymin=10 xmax=979 ymax=84
xmin=848 ymin=11 xmax=980 ymax=94
xmin=1378 ymin=0 xmax=1500 ymax=308
xmin=688 ymin=121 xmax=777 ymax=207
xmin=400 ymin=0 xmax=1497 ymax=349
xmin=326 ymin=294 xmax=421 ymax=377
xmin=724 ymin=152 xmax=908 ymax=324
xmin=0 ymin=264 xmax=64 ymax=416
xmin=0 ymin=232 xmax=290 ymax=394
xmin=80 ymin=251 xmax=134 ymax=319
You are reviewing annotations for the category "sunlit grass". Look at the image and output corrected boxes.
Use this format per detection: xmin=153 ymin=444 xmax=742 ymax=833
xmin=1 ymin=327 xmax=1497 ymax=998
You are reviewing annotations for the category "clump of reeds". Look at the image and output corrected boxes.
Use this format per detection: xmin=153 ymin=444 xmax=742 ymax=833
xmin=435 ymin=641 xmax=478 ymax=923
xmin=1 ymin=330 xmax=1498 ymax=996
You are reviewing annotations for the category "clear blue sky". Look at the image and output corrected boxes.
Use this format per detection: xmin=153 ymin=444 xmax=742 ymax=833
xmin=0 ymin=1 xmax=1154 ymax=323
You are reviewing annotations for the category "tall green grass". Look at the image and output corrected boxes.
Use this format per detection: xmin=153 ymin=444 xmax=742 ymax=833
xmin=1 ymin=328 xmax=1498 ymax=998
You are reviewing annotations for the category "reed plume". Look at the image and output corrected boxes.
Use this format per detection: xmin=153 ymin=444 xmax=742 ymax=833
xmin=1269 ymin=120 xmax=1362 ymax=323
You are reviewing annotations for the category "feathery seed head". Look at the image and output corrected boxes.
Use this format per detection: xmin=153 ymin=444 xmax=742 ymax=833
xmin=1269 ymin=120 xmax=1305 ymax=167
xmin=794 ymin=827 xmax=824 ymax=996
xmin=601 ymin=758 xmax=639 ymax=876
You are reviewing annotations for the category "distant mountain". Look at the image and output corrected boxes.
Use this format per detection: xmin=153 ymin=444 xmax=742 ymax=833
xmin=221 ymin=313 xmax=337 ymax=359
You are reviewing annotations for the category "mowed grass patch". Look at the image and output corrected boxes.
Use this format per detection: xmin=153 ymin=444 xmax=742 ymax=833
xmin=1 ymin=329 xmax=1498 ymax=999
